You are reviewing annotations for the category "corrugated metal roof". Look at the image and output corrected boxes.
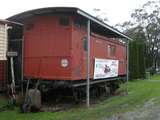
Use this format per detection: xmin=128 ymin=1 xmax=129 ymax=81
xmin=7 ymin=7 xmax=132 ymax=40
xmin=0 ymin=19 xmax=23 ymax=26
xmin=0 ymin=19 xmax=9 ymax=24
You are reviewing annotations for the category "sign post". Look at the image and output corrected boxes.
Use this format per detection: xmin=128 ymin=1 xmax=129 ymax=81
xmin=7 ymin=51 xmax=18 ymax=100
xmin=86 ymin=20 xmax=90 ymax=107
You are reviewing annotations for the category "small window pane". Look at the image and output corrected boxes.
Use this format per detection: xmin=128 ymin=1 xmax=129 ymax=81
xmin=74 ymin=17 xmax=86 ymax=28
xmin=108 ymin=45 xmax=116 ymax=57
xmin=83 ymin=37 xmax=87 ymax=51
xmin=74 ymin=18 xmax=81 ymax=28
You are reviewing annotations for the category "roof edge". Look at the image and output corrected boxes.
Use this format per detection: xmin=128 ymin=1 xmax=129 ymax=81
xmin=77 ymin=9 xmax=132 ymax=41
xmin=7 ymin=7 xmax=132 ymax=40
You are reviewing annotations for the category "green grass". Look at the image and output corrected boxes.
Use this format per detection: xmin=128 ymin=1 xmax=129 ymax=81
xmin=1 ymin=74 xmax=160 ymax=120
xmin=150 ymin=73 xmax=160 ymax=80
xmin=0 ymin=94 xmax=8 ymax=107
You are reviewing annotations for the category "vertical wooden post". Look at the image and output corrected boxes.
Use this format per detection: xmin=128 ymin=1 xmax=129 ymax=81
xmin=126 ymin=40 xmax=129 ymax=94
xmin=21 ymin=36 xmax=24 ymax=96
xmin=10 ymin=57 xmax=15 ymax=87
xmin=86 ymin=20 xmax=90 ymax=107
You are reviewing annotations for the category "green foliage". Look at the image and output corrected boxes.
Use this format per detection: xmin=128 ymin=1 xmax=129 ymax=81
xmin=129 ymin=40 xmax=145 ymax=79
xmin=151 ymin=74 xmax=160 ymax=80
xmin=138 ymin=42 xmax=146 ymax=78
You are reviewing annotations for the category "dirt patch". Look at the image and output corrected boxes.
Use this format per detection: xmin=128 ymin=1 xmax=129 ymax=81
xmin=105 ymin=98 xmax=160 ymax=120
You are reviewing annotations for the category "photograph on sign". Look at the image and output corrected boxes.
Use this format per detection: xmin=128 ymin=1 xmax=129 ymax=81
xmin=94 ymin=58 xmax=119 ymax=79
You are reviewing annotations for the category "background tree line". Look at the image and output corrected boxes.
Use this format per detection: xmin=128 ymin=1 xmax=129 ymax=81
xmin=115 ymin=1 xmax=160 ymax=79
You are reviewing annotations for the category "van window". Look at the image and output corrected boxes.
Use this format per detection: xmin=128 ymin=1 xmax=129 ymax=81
xmin=74 ymin=17 xmax=86 ymax=28
xmin=83 ymin=37 xmax=87 ymax=51
xmin=108 ymin=45 xmax=116 ymax=57
xmin=74 ymin=18 xmax=81 ymax=28
xmin=59 ymin=17 xmax=70 ymax=26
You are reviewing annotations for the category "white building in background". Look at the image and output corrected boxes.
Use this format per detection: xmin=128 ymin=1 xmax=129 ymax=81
xmin=0 ymin=20 xmax=9 ymax=91
xmin=0 ymin=21 xmax=8 ymax=60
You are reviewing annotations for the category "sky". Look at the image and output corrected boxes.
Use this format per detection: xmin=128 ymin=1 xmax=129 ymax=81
xmin=0 ymin=0 xmax=155 ymax=25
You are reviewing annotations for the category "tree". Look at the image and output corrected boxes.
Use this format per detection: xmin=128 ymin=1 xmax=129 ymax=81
xmin=116 ymin=1 xmax=160 ymax=76
xmin=129 ymin=32 xmax=146 ymax=79
xmin=130 ymin=1 xmax=160 ymax=70
xmin=93 ymin=8 xmax=109 ymax=22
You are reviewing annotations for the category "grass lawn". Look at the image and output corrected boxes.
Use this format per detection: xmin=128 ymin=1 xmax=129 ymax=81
xmin=0 ymin=74 xmax=160 ymax=120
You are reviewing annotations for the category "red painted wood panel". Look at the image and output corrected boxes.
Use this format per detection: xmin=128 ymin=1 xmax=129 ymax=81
xmin=0 ymin=60 xmax=7 ymax=91
xmin=24 ymin=15 xmax=127 ymax=80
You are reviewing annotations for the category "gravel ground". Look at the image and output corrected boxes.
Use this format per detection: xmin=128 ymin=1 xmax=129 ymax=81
xmin=106 ymin=98 xmax=160 ymax=120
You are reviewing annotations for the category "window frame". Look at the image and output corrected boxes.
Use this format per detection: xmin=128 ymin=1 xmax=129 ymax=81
xmin=108 ymin=44 xmax=116 ymax=57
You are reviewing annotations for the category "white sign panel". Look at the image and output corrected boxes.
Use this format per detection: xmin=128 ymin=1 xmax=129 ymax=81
xmin=94 ymin=58 xmax=119 ymax=79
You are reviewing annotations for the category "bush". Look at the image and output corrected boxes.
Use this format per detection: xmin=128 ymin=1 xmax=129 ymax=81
xmin=129 ymin=40 xmax=145 ymax=80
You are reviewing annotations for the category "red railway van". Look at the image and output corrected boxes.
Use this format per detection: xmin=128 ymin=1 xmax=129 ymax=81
xmin=0 ymin=20 xmax=8 ymax=91
xmin=8 ymin=7 xmax=130 ymax=85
